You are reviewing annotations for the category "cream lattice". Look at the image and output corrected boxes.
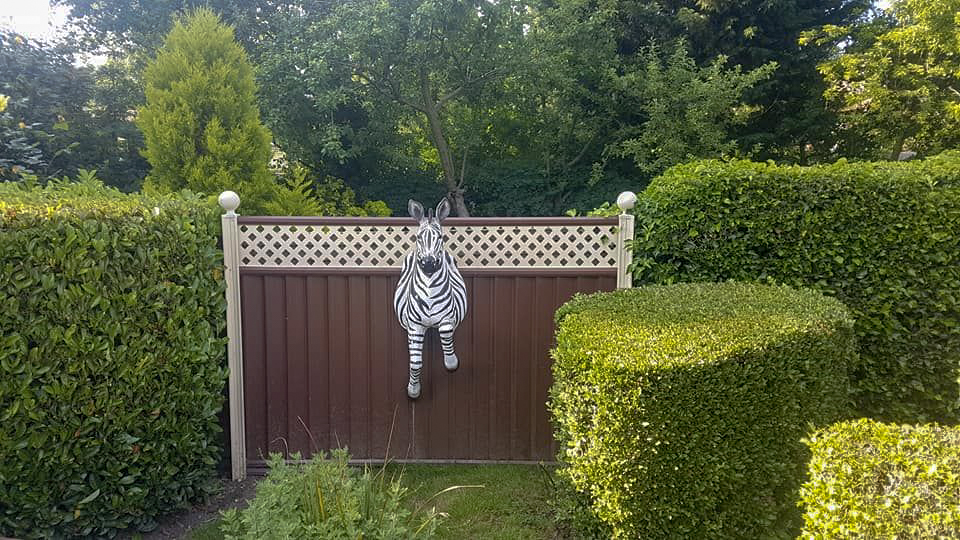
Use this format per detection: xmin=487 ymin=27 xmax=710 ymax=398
xmin=238 ymin=222 xmax=618 ymax=268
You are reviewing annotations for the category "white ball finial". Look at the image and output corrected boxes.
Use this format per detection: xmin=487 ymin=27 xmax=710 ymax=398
xmin=219 ymin=191 xmax=240 ymax=215
xmin=616 ymin=191 xmax=637 ymax=214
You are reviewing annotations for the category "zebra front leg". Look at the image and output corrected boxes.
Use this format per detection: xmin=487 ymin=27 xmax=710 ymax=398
xmin=406 ymin=324 xmax=426 ymax=399
xmin=439 ymin=321 xmax=459 ymax=372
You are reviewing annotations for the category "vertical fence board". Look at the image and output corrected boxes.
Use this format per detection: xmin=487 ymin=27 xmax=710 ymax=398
xmin=367 ymin=276 xmax=391 ymax=459
xmin=532 ymin=276 xmax=555 ymax=460
xmin=450 ymin=278 xmax=475 ymax=460
xmin=306 ymin=275 xmax=330 ymax=453
xmin=347 ymin=276 xmax=370 ymax=458
xmin=240 ymin=275 xmax=267 ymax=461
xmin=285 ymin=276 xmax=309 ymax=455
xmin=491 ymin=277 xmax=514 ymax=460
xmin=263 ymin=276 xmax=287 ymax=455
xmin=388 ymin=274 xmax=415 ymax=459
xmin=514 ymin=276 xmax=534 ymax=459
xmin=471 ymin=276 xmax=494 ymax=461
xmin=327 ymin=276 xmax=351 ymax=450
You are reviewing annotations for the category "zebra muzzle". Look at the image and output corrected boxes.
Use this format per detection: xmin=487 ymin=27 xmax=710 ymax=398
xmin=419 ymin=256 xmax=441 ymax=274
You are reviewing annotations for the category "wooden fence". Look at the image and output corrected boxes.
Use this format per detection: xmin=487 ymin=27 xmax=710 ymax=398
xmin=219 ymin=193 xmax=636 ymax=479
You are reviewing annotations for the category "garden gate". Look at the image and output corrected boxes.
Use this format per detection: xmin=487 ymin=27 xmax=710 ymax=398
xmin=220 ymin=192 xmax=637 ymax=479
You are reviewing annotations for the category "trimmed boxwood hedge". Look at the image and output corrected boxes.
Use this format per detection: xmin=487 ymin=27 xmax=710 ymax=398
xmin=633 ymin=152 xmax=960 ymax=424
xmin=800 ymin=419 xmax=960 ymax=538
xmin=0 ymin=179 xmax=227 ymax=538
xmin=550 ymin=282 xmax=855 ymax=539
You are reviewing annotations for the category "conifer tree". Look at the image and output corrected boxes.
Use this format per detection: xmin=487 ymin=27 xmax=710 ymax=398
xmin=137 ymin=9 xmax=276 ymax=212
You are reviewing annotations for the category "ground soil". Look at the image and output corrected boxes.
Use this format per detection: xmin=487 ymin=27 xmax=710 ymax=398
xmin=126 ymin=477 xmax=259 ymax=540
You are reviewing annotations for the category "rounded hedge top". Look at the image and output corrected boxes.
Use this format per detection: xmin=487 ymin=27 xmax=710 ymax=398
xmin=0 ymin=178 xmax=210 ymax=221
xmin=556 ymin=282 xmax=854 ymax=370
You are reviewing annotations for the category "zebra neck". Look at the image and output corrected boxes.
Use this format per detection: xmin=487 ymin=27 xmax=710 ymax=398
xmin=414 ymin=263 xmax=449 ymax=290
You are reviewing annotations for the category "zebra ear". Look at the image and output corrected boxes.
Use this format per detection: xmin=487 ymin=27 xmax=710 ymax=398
xmin=408 ymin=200 xmax=425 ymax=221
xmin=436 ymin=198 xmax=451 ymax=221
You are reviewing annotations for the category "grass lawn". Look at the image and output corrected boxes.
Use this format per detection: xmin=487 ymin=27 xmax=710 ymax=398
xmin=392 ymin=464 xmax=558 ymax=539
xmin=187 ymin=464 xmax=558 ymax=539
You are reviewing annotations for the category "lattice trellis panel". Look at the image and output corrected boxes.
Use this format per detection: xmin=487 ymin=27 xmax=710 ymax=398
xmin=238 ymin=223 xmax=618 ymax=268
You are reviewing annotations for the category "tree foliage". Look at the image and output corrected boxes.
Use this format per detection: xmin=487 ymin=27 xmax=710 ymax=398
xmin=0 ymin=31 xmax=149 ymax=189
xmin=52 ymin=0 xmax=306 ymax=54
xmin=257 ymin=0 xmax=529 ymax=216
xmin=812 ymin=0 xmax=960 ymax=159
xmin=50 ymin=0 xmax=956 ymax=214
xmin=254 ymin=0 xmax=774 ymax=215
xmin=136 ymin=9 xmax=278 ymax=212
xmin=543 ymin=0 xmax=870 ymax=163
xmin=0 ymin=32 xmax=82 ymax=180
xmin=598 ymin=43 xmax=775 ymax=177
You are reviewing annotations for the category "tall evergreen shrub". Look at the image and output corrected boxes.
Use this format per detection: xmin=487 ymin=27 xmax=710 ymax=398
xmin=137 ymin=9 xmax=277 ymax=213
xmin=634 ymin=152 xmax=960 ymax=423
xmin=0 ymin=178 xmax=226 ymax=538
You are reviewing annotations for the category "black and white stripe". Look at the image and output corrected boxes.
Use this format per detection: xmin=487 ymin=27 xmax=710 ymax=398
xmin=394 ymin=199 xmax=467 ymax=399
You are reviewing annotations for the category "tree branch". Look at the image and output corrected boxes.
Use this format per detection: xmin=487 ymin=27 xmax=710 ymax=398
xmin=355 ymin=72 xmax=426 ymax=113
xmin=458 ymin=147 xmax=469 ymax=189
xmin=437 ymin=66 xmax=502 ymax=108
xmin=565 ymin=134 xmax=596 ymax=170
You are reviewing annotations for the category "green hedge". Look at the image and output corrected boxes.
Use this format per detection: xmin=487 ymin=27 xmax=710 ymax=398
xmin=0 ymin=179 xmax=227 ymax=538
xmin=800 ymin=419 xmax=960 ymax=538
xmin=634 ymin=152 xmax=960 ymax=423
xmin=550 ymin=282 xmax=855 ymax=539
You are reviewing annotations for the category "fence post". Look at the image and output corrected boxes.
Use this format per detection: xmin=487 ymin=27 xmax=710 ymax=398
xmin=219 ymin=191 xmax=246 ymax=481
xmin=616 ymin=191 xmax=637 ymax=289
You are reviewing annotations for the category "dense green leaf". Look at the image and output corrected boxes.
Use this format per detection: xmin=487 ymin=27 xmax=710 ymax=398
xmin=0 ymin=177 xmax=226 ymax=538
xmin=800 ymin=419 xmax=960 ymax=538
xmin=550 ymin=282 xmax=855 ymax=538
xmin=634 ymin=152 xmax=960 ymax=423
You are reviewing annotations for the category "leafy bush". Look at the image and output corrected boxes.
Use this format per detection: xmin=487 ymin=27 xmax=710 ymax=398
xmin=221 ymin=451 xmax=439 ymax=539
xmin=137 ymin=9 xmax=278 ymax=214
xmin=800 ymin=419 xmax=960 ymax=538
xmin=634 ymin=152 xmax=960 ymax=423
xmin=268 ymin=165 xmax=391 ymax=217
xmin=550 ymin=282 xmax=855 ymax=539
xmin=0 ymin=177 xmax=226 ymax=537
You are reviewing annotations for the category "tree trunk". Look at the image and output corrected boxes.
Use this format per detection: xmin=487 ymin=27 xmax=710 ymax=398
xmin=418 ymin=68 xmax=470 ymax=216
xmin=889 ymin=134 xmax=906 ymax=161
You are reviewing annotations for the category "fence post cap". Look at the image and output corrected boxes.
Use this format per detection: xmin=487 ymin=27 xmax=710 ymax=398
xmin=219 ymin=191 xmax=240 ymax=215
xmin=616 ymin=191 xmax=637 ymax=214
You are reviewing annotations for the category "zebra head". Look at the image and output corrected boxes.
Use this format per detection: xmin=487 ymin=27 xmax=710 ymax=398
xmin=408 ymin=198 xmax=451 ymax=276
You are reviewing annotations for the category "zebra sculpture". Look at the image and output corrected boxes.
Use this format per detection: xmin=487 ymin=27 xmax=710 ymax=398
xmin=394 ymin=198 xmax=468 ymax=399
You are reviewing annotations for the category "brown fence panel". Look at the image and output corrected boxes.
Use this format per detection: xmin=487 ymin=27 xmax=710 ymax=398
xmin=221 ymin=211 xmax=632 ymax=476
xmin=239 ymin=267 xmax=615 ymax=471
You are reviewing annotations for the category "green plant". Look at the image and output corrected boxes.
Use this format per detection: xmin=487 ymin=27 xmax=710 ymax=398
xmin=0 ymin=176 xmax=226 ymax=538
xmin=136 ymin=9 xmax=278 ymax=214
xmin=221 ymin=451 xmax=439 ymax=539
xmin=550 ymin=282 xmax=855 ymax=539
xmin=800 ymin=419 xmax=960 ymax=538
xmin=547 ymin=467 xmax=610 ymax=540
xmin=634 ymin=152 xmax=960 ymax=423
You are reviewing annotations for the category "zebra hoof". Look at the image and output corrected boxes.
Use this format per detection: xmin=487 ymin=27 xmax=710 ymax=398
xmin=444 ymin=354 xmax=459 ymax=372
xmin=407 ymin=382 xmax=421 ymax=399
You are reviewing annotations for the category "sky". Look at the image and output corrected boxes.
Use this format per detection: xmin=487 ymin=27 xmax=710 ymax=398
xmin=0 ymin=0 xmax=69 ymax=41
